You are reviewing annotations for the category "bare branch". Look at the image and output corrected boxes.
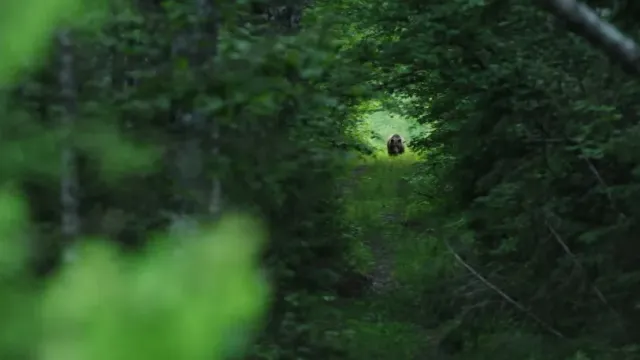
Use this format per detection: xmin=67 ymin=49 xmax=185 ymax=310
xmin=443 ymin=239 xmax=565 ymax=338
xmin=523 ymin=138 xmax=566 ymax=144
xmin=545 ymin=221 xmax=626 ymax=329
xmin=538 ymin=0 xmax=640 ymax=74
xmin=581 ymin=157 xmax=627 ymax=218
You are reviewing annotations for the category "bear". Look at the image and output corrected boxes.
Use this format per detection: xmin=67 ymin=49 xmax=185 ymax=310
xmin=386 ymin=134 xmax=405 ymax=156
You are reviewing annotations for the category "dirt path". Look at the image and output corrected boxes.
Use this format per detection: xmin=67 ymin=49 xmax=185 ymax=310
xmin=367 ymin=231 xmax=398 ymax=293
xmin=348 ymin=162 xmax=400 ymax=294
xmin=335 ymin=153 xmax=435 ymax=359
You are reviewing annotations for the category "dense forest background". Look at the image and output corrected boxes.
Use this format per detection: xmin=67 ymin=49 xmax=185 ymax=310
xmin=1 ymin=0 xmax=640 ymax=359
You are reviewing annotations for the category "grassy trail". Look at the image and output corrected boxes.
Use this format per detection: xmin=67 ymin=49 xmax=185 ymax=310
xmin=310 ymin=109 xmax=456 ymax=359
xmin=344 ymin=152 xmax=419 ymax=291
xmin=333 ymin=150 xmax=438 ymax=359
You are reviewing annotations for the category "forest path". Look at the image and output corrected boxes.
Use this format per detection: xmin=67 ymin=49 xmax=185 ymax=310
xmin=332 ymin=151 xmax=436 ymax=359
xmin=344 ymin=153 xmax=417 ymax=294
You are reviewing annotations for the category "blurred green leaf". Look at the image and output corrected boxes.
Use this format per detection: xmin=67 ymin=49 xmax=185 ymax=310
xmin=0 ymin=0 xmax=106 ymax=84
xmin=40 ymin=214 xmax=269 ymax=360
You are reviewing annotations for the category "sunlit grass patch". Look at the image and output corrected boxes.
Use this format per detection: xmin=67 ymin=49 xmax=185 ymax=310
xmin=343 ymin=156 xmax=416 ymax=222
xmin=362 ymin=110 xmax=415 ymax=149
xmin=364 ymin=147 xmax=420 ymax=163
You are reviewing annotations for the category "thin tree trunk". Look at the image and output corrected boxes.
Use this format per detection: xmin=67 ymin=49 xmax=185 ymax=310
xmin=209 ymin=123 xmax=222 ymax=217
xmin=199 ymin=0 xmax=223 ymax=218
xmin=169 ymin=0 xmax=223 ymax=235
xmin=57 ymin=29 xmax=80 ymax=263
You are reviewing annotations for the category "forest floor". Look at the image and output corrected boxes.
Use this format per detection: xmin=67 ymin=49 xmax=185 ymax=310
xmin=323 ymin=149 xmax=441 ymax=359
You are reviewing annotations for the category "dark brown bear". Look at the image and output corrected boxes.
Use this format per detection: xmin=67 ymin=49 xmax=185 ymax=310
xmin=386 ymin=134 xmax=405 ymax=156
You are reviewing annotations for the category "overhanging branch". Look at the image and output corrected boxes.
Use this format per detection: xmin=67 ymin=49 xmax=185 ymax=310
xmin=538 ymin=0 xmax=640 ymax=74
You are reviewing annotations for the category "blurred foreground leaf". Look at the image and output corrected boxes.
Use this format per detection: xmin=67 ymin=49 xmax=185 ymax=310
xmin=0 ymin=190 xmax=38 ymax=359
xmin=40 ymin=215 xmax=269 ymax=360
xmin=0 ymin=0 xmax=82 ymax=84
xmin=0 ymin=188 xmax=28 ymax=276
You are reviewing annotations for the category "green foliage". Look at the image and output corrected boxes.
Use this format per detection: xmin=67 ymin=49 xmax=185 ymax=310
xmin=0 ymin=189 xmax=268 ymax=360
xmin=9 ymin=0 xmax=640 ymax=358
xmin=2 ymin=0 xmax=373 ymax=358
xmin=0 ymin=0 xmax=107 ymax=84
xmin=0 ymin=189 xmax=35 ymax=360
xmin=40 ymin=214 xmax=267 ymax=360
xmin=310 ymin=0 xmax=640 ymax=358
